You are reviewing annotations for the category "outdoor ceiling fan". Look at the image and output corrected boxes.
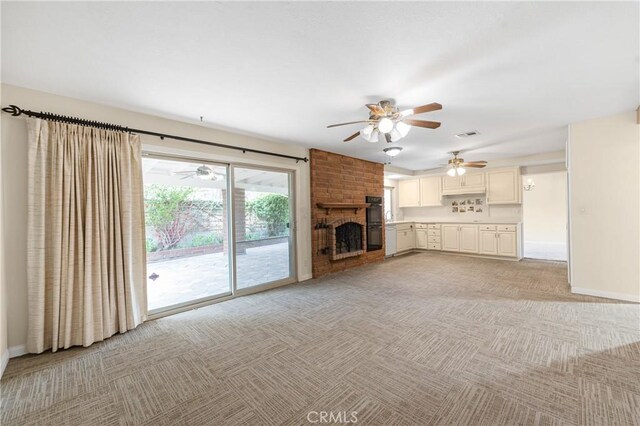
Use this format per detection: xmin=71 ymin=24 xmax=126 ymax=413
xmin=444 ymin=151 xmax=487 ymax=176
xmin=173 ymin=165 xmax=224 ymax=181
xmin=327 ymin=100 xmax=442 ymax=143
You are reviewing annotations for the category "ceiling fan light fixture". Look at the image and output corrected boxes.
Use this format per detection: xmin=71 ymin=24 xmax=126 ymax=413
xmin=395 ymin=121 xmax=411 ymax=138
xmin=383 ymin=146 xmax=403 ymax=157
xmin=447 ymin=165 xmax=466 ymax=176
xmin=361 ymin=125 xmax=379 ymax=143
xmin=378 ymin=117 xmax=393 ymax=134
xmin=389 ymin=127 xmax=403 ymax=142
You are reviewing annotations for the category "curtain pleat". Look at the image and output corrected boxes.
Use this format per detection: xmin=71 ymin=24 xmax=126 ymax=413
xmin=26 ymin=118 xmax=147 ymax=354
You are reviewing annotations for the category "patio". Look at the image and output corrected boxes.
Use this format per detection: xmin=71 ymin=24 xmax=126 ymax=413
xmin=146 ymin=241 xmax=291 ymax=311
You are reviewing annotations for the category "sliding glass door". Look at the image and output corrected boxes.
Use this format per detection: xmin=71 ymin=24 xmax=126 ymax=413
xmin=233 ymin=166 xmax=295 ymax=290
xmin=143 ymin=156 xmax=231 ymax=313
xmin=142 ymin=155 xmax=296 ymax=313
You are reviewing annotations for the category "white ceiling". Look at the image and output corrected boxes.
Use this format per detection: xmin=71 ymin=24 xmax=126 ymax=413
xmin=2 ymin=2 xmax=638 ymax=170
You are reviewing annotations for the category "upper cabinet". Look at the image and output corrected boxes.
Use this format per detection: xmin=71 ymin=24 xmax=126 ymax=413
xmin=398 ymin=179 xmax=421 ymax=208
xmin=419 ymin=176 xmax=442 ymax=206
xmin=441 ymin=172 xmax=486 ymax=195
xmin=486 ymin=167 xmax=521 ymax=205
xmin=398 ymin=176 xmax=443 ymax=208
xmin=397 ymin=167 xmax=522 ymax=208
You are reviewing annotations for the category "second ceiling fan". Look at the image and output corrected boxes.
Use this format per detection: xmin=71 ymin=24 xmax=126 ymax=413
xmin=327 ymin=100 xmax=442 ymax=143
xmin=444 ymin=151 xmax=487 ymax=177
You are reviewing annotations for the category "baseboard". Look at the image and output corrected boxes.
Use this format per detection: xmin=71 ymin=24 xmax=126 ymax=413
xmin=8 ymin=344 xmax=27 ymax=358
xmin=298 ymin=273 xmax=313 ymax=282
xmin=1 ymin=349 xmax=9 ymax=378
xmin=571 ymin=287 xmax=640 ymax=303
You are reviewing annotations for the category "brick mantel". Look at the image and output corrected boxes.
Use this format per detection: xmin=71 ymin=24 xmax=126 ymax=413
xmin=310 ymin=149 xmax=384 ymax=278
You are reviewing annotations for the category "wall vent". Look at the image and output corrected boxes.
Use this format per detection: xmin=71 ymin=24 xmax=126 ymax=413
xmin=455 ymin=130 xmax=480 ymax=138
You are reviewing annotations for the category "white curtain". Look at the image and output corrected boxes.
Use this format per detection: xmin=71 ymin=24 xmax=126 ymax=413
xmin=26 ymin=118 xmax=147 ymax=354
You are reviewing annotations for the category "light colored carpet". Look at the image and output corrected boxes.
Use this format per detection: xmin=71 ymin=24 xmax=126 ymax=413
xmin=2 ymin=252 xmax=639 ymax=425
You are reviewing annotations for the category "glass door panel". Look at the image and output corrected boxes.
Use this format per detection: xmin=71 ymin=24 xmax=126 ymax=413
xmin=143 ymin=156 xmax=231 ymax=312
xmin=233 ymin=167 xmax=294 ymax=289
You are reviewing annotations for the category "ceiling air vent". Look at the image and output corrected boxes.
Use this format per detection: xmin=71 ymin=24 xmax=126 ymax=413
xmin=455 ymin=130 xmax=480 ymax=138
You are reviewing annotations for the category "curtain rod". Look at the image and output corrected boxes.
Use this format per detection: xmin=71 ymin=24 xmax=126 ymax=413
xmin=1 ymin=105 xmax=309 ymax=163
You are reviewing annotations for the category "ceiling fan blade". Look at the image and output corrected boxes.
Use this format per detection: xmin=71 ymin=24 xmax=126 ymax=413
xmin=403 ymin=119 xmax=441 ymax=129
xmin=401 ymin=103 xmax=443 ymax=116
xmin=366 ymin=104 xmax=385 ymax=116
xmin=343 ymin=131 xmax=361 ymax=142
xmin=411 ymin=103 xmax=443 ymax=115
xmin=327 ymin=120 xmax=374 ymax=128
xmin=180 ymin=173 xmax=195 ymax=180
xmin=173 ymin=170 xmax=196 ymax=174
xmin=460 ymin=163 xmax=487 ymax=168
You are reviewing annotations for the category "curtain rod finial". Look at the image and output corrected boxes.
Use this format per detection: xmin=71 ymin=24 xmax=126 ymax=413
xmin=1 ymin=105 xmax=22 ymax=116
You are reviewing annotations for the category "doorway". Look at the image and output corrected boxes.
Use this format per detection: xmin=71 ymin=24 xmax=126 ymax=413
xmin=233 ymin=166 xmax=295 ymax=291
xmin=142 ymin=155 xmax=296 ymax=314
xmin=143 ymin=156 xmax=232 ymax=313
xmin=522 ymin=171 xmax=568 ymax=261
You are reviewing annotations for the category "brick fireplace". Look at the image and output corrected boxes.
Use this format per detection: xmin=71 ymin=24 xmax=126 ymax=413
xmin=310 ymin=149 xmax=384 ymax=278
xmin=328 ymin=217 xmax=366 ymax=260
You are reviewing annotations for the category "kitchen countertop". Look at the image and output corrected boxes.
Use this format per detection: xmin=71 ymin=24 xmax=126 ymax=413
xmin=386 ymin=219 xmax=521 ymax=225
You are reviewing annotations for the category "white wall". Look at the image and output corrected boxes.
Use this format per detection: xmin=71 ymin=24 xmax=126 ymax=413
xmin=568 ymin=111 xmax=640 ymax=302
xmin=0 ymin=81 xmax=8 ymax=375
xmin=0 ymin=84 xmax=312 ymax=354
xmin=522 ymin=171 xmax=567 ymax=260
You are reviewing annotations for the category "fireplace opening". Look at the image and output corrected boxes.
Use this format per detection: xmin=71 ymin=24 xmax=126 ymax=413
xmin=335 ymin=222 xmax=363 ymax=255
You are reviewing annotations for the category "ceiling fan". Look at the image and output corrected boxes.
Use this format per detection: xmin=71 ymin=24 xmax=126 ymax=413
xmin=444 ymin=151 xmax=487 ymax=176
xmin=173 ymin=165 xmax=223 ymax=181
xmin=327 ymin=100 xmax=442 ymax=143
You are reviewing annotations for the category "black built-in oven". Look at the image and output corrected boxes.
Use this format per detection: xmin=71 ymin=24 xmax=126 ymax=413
xmin=365 ymin=196 xmax=383 ymax=251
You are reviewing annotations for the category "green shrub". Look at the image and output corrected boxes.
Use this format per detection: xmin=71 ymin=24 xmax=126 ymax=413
xmin=246 ymin=194 xmax=289 ymax=237
xmin=191 ymin=234 xmax=223 ymax=247
xmin=146 ymin=238 xmax=159 ymax=253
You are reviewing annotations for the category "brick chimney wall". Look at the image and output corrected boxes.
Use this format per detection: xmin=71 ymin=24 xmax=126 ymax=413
xmin=310 ymin=148 xmax=385 ymax=278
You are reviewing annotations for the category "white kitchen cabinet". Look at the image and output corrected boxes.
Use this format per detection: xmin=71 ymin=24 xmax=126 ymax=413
xmin=442 ymin=175 xmax=463 ymax=192
xmin=497 ymin=231 xmax=517 ymax=257
xmin=463 ymin=173 xmax=485 ymax=188
xmin=459 ymin=225 xmax=479 ymax=253
xmin=419 ymin=176 xmax=442 ymax=206
xmin=398 ymin=179 xmax=421 ymax=208
xmin=441 ymin=173 xmax=486 ymax=195
xmin=442 ymin=225 xmax=460 ymax=251
xmin=396 ymin=224 xmax=415 ymax=252
xmin=486 ymin=168 xmax=521 ymax=205
xmin=415 ymin=228 xmax=428 ymax=249
xmin=441 ymin=224 xmax=479 ymax=253
xmin=478 ymin=225 xmax=518 ymax=257
xmin=479 ymin=230 xmax=498 ymax=255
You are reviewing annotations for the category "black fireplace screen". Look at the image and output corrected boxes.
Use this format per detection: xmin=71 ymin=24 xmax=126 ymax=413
xmin=335 ymin=222 xmax=363 ymax=254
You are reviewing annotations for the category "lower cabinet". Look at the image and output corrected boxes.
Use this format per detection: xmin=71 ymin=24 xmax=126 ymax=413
xmin=442 ymin=225 xmax=460 ymax=251
xmin=479 ymin=230 xmax=498 ymax=255
xmin=415 ymin=228 xmax=428 ymax=249
xmin=391 ymin=222 xmax=519 ymax=258
xmin=396 ymin=224 xmax=415 ymax=252
xmin=478 ymin=225 xmax=518 ymax=257
xmin=442 ymin=224 xmax=478 ymax=253
xmin=497 ymin=231 xmax=517 ymax=257
xmin=459 ymin=225 xmax=479 ymax=253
